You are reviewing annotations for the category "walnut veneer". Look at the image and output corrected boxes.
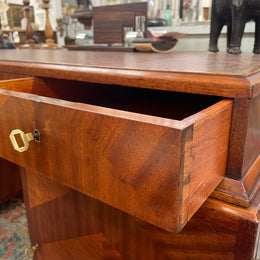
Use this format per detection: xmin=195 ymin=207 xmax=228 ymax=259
xmin=0 ymin=50 xmax=260 ymax=259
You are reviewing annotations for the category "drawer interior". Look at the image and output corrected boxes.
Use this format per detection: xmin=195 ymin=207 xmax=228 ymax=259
xmin=0 ymin=72 xmax=27 ymax=80
xmin=1 ymin=78 xmax=222 ymax=120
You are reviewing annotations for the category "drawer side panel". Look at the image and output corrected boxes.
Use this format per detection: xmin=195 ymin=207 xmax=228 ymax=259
xmin=178 ymin=100 xmax=233 ymax=231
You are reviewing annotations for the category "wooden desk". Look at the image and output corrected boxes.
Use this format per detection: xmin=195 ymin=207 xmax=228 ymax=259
xmin=0 ymin=50 xmax=259 ymax=259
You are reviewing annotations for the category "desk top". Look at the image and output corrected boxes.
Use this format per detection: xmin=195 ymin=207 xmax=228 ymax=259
xmin=0 ymin=49 xmax=260 ymax=98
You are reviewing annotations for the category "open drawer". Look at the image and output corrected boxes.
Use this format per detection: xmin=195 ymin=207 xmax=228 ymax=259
xmin=0 ymin=77 xmax=232 ymax=232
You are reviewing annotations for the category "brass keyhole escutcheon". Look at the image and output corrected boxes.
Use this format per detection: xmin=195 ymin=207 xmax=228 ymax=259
xmin=25 ymin=244 xmax=39 ymax=258
xmin=9 ymin=129 xmax=40 ymax=153
xmin=33 ymin=129 xmax=40 ymax=143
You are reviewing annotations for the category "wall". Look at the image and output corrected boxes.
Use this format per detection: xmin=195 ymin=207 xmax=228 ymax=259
xmin=4 ymin=0 xmax=256 ymax=51
xmin=6 ymin=0 xmax=63 ymax=43
xmin=149 ymin=22 xmax=255 ymax=53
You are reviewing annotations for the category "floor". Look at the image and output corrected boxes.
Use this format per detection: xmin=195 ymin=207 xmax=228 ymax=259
xmin=0 ymin=197 xmax=30 ymax=260
xmin=1 ymin=196 xmax=260 ymax=259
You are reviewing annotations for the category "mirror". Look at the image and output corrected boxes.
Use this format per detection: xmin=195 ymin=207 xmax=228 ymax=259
xmin=61 ymin=0 xmax=212 ymax=25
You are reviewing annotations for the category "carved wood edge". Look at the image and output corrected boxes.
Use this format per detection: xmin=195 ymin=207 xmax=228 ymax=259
xmin=0 ymin=61 xmax=253 ymax=98
xmin=211 ymin=155 xmax=260 ymax=208
xmin=247 ymin=70 xmax=260 ymax=98
xmin=211 ymin=178 xmax=249 ymax=207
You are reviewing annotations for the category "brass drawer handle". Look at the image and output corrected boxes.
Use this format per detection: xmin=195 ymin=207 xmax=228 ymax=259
xmin=9 ymin=129 xmax=40 ymax=153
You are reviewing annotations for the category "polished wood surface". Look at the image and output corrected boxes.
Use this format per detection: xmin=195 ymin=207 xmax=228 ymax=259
xmin=0 ymin=50 xmax=259 ymax=75
xmin=93 ymin=2 xmax=147 ymax=44
xmin=0 ymin=50 xmax=258 ymax=205
xmin=0 ymin=50 xmax=260 ymax=258
xmin=0 ymin=77 xmax=232 ymax=232
xmin=0 ymin=71 xmax=27 ymax=80
xmin=226 ymin=98 xmax=251 ymax=179
xmin=0 ymin=50 xmax=259 ymax=98
xmin=21 ymin=169 xmax=260 ymax=260
xmin=243 ymin=94 xmax=260 ymax=176
xmin=35 ymin=235 xmax=123 ymax=260
xmin=212 ymin=93 xmax=260 ymax=205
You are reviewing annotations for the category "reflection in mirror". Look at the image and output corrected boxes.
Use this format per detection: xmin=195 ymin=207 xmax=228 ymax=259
xmin=61 ymin=0 xmax=84 ymax=44
xmin=180 ymin=0 xmax=211 ymax=23
xmin=148 ymin=0 xmax=211 ymax=24
xmin=61 ymin=0 xmax=212 ymax=28
xmin=60 ymin=0 xmax=213 ymax=47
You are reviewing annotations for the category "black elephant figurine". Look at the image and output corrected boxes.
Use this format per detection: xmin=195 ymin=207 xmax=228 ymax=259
xmin=209 ymin=0 xmax=260 ymax=54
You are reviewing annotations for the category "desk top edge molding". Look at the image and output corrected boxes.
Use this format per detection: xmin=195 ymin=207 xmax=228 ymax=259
xmin=0 ymin=50 xmax=260 ymax=98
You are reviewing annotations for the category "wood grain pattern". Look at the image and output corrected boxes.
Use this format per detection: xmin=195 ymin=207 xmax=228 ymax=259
xmin=26 ymin=165 xmax=71 ymax=208
xmin=213 ymin=93 xmax=260 ymax=207
xmin=0 ymin=72 xmax=27 ymax=80
xmin=0 ymin=59 xmax=251 ymax=98
xmin=93 ymin=2 xmax=147 ymax=44
xmin=0 ymin=50 xmax=260 ymax=75
xmin=242 ymin=94 xmax=260 ymax=176
xmin=226 ymin=98 xmax=251 ymax=179
xmin=21 ymin=169 xmax=260 ymax=260
xmin=0 ymin=79 xmax=232 ymax=232
xmin=1 ymin=50 xmax=260 ymax=258
xmin=0 ymin=50 xmax=257 ymax=98
xmin=211 ymin=178 xmax=249 ymax=207
xmin=35 ymin=234 xmax=123 ymax=260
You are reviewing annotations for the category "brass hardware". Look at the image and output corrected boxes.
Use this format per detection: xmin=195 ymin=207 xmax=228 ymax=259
xmin=25 ymin=244 xmax=39 ymax=258
xmin=9 ymin=129 xmax=37 ymax=152
xmin=33 ymin=129 xmax=40 ymax=143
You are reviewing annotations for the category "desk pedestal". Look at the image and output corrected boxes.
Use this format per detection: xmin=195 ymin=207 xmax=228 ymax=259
xmin=21 ymin=168 xmax=259 ymax=260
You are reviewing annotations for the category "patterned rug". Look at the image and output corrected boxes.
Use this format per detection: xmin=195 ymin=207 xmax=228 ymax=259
xmin=0 ymin=197 xmax=30 ymax=260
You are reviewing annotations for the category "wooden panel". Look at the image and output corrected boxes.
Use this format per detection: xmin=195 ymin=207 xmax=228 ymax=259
xmin=26 ymin=165 xmax=71 ymax=208
xmin=94 ymin=12 xmax=135 ymax=44
xmin=0 ymin=50 xmax=256 ymax=98
xmin=21 ymin=169 xmax=103 ymax=246
xmin=93 ymin=2 xmax=147 ymax=44
xmin=0 ymin=80 xmax=232 ymax=232
xmin=211 ymin=178 xmax=249 ymax=207
xmin=0 ymin=50 xmax=260 ymax=76
xmin=242 ymin=94 xmax=260 ymax=176
xmin=0 ymin=158 xmax=21 ymax=203
xmin=226 ymin=98 xmax=250 ymax=179
xmin=21 ymin=169 xmax=260 ymax=260
xmin=0 ymin=72 xmax=27 ymax=80
xmin=235 ymin=218 xmax=258 ymax=260
xmin=178 ymin=100 xmax=233 ymax=230
xmin=35 ymin=234 xmax=123 ymax=260
xmin=215 ymin=94 xmax=260 ymax=207
xmin=0 ymin=77 xmax=60 ymax=97
xmin=211 ymin=94 xmax=260 ymax=207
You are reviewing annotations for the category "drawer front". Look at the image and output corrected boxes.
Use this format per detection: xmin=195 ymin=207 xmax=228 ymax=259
xmin=0 ymin=82 xmax=232 ymax=232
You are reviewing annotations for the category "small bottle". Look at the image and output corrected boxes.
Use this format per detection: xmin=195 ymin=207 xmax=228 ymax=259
xmin=165 ymin=4 xmax=173 ymax=26
xmin=135 ymin=16 xmax=146 ymax=37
